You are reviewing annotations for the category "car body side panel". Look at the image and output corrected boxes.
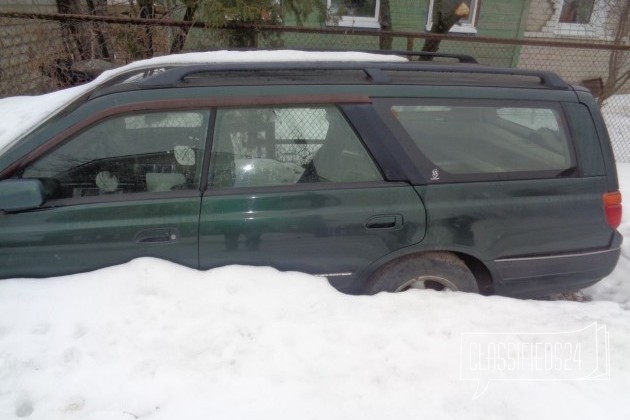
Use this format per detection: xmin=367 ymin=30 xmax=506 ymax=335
xmin=198 ymin=185 xmax=426 ymax=293
xmin=491 ymin=242 xmax=621 ymax=297
xmin=0 ymin=196 xmax=200 ymax=279
xmin=574 ymin=91 xmax=619 ymax=191
xmin=412 ymin=176 xmax=618 ymax=294
xmin=415 ymin=177 xmax=614 ymax=259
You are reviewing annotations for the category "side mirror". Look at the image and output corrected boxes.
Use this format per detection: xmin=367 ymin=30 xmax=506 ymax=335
xmin=0 ymin=179 xmax=46 ymax=212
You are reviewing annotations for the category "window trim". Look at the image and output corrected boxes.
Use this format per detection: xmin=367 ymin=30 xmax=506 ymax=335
xmin=202 ymin=180 xmax=394 ymax=197
xmin=425 ymin=0 xmax=480 ymax=34
xmin=35 ymin=189 xmax=201 ymax=209
xmin=327 ymin=0 xmax=381 ymax=29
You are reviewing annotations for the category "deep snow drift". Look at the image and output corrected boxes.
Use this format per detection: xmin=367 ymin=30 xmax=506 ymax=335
xmin=1 ymin=258 xmax=629 ymax=420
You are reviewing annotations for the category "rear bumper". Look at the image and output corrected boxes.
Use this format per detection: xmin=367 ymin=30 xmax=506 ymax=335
xmin=492 ymin=233 xmax=622 ymax=298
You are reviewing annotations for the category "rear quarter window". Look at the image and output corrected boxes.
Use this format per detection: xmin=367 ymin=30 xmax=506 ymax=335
xmin=384 ymin=100 xmax=575 ymax=181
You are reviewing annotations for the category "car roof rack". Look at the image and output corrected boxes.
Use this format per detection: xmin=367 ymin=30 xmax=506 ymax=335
xmin=134 ymin=61 xmax=569 ymax=90
xmin=278 ymin=48 xmax=479 ymax=63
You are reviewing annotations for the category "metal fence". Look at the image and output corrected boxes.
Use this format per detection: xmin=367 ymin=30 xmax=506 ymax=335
xmin=0 ymin=10 xmax=628 ymax=161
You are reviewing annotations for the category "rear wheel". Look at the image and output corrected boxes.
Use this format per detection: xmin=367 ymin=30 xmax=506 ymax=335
xmin=366 ymin=252 xmax=479 ymax=294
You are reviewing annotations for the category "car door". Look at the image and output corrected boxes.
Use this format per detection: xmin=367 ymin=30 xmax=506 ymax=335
xmin=0 ymin=109 xmax=209 ymax=279
xmin=198 ymin=102 xmax=427 ymax=292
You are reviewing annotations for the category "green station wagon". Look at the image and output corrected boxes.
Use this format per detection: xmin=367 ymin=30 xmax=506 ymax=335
xmin=0 ymin=51 xmax=622 ymax=297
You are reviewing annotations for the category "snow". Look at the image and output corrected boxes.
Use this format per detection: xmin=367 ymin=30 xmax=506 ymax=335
xmin=1 ymin=258 xmax=630 ymax=420
xmin=1 ymin=62 xmax=630 ymax=419
xmin=602 ymin=94 xmax=630 ymax=162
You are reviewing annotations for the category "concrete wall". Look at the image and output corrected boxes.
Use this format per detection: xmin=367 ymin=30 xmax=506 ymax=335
xmin=518 ymin=44 xmax=612 ymax=83
xmin=525 ymin=0 xmax=554 ymax=32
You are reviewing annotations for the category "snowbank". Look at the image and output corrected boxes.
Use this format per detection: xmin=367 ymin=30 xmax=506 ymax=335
xmin=601 ymin=94 xmax=630 ymax=162
xmin=1 ymin=260 xmax=630 ymax=419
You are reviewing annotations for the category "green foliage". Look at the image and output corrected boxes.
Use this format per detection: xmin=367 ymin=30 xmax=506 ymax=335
xmin=158 ymin=0 xmax=331 ymax=48
xmin=283 ymin=0 xmax=328 ymax=26
xmin=161 ymin=0 xmax=328 ymax=28
xmin=195 ymin=0 xmax=282 ymax=27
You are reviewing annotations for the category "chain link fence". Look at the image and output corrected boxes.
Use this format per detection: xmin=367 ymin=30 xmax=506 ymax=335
xmin=0 ymin=9 xmax=628 ymax=161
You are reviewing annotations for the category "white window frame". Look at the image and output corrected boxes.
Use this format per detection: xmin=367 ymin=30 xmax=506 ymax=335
xmin=327 ymin=0 xmax=381 ymax=29
xmin=425 ymin=0 xmax=480 ymax=34
xmin=527 ymin=0 xmax=610 ymax=39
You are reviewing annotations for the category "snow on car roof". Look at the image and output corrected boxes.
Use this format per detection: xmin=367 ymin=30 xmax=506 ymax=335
xmin=0 ymin=50 xmax=407 ymax=156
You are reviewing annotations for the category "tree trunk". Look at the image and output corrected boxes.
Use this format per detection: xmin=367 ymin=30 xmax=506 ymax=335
xmin=139 ymin=0 xmax=155 ymax=58
xmin=86 ymin=0 xmax=110 ymax=59
xmin=421 ymin=0 xmax=470 ymax=59
xmin=379 ymin=0 xmax=393 ymax=50
xmin=170 ymin=3 xmax=198 ymax=54
xmin=226 ymin=25 xmax=258 ymax=48
xmin=56 ymin=0 xmax=90 ymax=60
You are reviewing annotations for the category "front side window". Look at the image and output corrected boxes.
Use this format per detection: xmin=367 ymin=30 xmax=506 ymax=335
xmin=327 ymin=0 xmax=381 ymax=29
xmin=209 ymin=105 xmax=382 ymax=188
xmin=389 ymin=101 xmax=573 ymax=179
xmin=22 ymin=110 xmax=210 ymax=199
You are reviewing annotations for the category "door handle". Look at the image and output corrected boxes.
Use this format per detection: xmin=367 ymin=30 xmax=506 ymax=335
xmin=365 ymin=215 xmax=403 ymax=230
xmin=135 ymin=228 xmax=178 ymax=244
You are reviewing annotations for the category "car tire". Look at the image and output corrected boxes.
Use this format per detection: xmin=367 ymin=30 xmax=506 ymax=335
xmin=365 ymin=252 xmax=479 ymax=294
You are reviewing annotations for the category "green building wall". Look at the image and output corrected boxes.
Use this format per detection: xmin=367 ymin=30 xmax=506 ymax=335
xmin=276 ymin=0 xmax=529 ymax=67
xmin=186 ymin=0 xmax=529 ymax=68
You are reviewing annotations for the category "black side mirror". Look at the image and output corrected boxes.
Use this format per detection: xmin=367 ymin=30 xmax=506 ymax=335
xmin=0 ymin=179 xmax=46 ymax=212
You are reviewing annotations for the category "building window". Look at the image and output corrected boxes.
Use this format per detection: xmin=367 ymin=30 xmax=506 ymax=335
xmin=559 ymin=0 xmax=595 ymax=23
xmin=426 ymin=0 xmax=480 ymax=34
xmin=530 ymin=0 xmax=609 ymax=38
xmin=327 ymin=0 xmax=381 ymax=29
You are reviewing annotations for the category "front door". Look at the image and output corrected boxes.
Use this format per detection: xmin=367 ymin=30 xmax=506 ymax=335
xmin=1 ymin=109 xmax=210 ymax=278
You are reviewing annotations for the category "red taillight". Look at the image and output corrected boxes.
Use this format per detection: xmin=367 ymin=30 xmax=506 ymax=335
xmin=603 ymin=191 xmax=622 ymax=229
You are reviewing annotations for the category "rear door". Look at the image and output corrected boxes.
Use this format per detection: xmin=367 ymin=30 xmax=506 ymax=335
xmin=198 ymin=101 xmax=426 ymax=292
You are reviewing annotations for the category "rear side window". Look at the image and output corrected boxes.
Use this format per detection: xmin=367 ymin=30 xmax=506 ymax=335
xmin=388 ymin=101 xmax=574 ymax=180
